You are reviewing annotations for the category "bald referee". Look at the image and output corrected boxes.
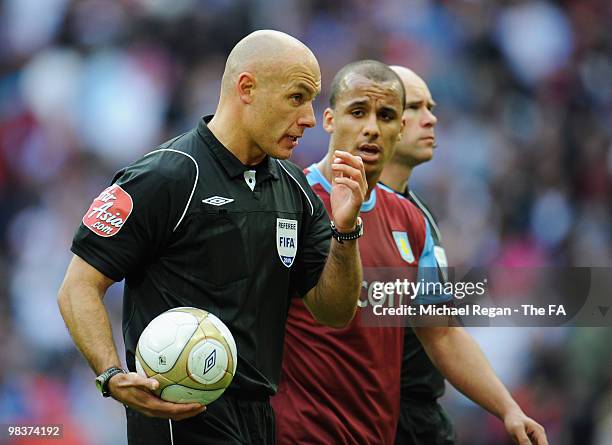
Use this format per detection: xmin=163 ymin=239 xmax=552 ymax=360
xmin=57 ymin=30 xmax=367 ymax=444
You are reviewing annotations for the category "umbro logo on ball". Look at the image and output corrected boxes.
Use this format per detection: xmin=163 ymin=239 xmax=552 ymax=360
xmin=204 ymin=349 xmax=217 ymax=375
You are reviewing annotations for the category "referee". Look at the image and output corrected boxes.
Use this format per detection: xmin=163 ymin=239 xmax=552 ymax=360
xmin=379 ymin=66 xmax=454 ymax=445
xmin=57 ymin=30 xmax=367 ymax=444
xmin=380 ymin=66 xmax=547 ymax=445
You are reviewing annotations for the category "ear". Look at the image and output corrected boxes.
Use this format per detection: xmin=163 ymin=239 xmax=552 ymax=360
xmin=397 ymin=115 xmax=406 ymax=141
xmin=236 ymin=72 xmax=256 ymax=104
xmin=323 ymin=108 xmax=334 ymax=134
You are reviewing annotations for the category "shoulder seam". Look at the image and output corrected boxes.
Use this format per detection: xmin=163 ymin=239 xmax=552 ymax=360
xmin=276 ymin=160 xmax=314 ymax=215
xmin=378 ymin=183 xmax=412 ymax=205
xmin=409 ymin=190 xmax=442 ymax=241
xmin=163 ymin=132 xmax=189 ymax=147
xmin=144 ymin=148 xmax=199 ymax=232
xmin=379 ymin=183 xmax=442 ymax=241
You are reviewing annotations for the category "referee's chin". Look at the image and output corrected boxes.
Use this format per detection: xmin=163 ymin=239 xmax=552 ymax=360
xmin=270 ymin=147 xmax=295 ymax=160
xmin=414 ymin=146 xmax=435 ymax=163
xmin=402 ymin=152 xmax=433 ymax=169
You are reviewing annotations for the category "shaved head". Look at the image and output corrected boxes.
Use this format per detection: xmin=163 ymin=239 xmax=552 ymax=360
xmin=221 ymin=30 xmax=319 ymax=98
xmin=209 ymin=29 xmax=321 ymax=164
xmin=329 ymin=60 xmax=405 ymax=109
xmin=389 ymin=65 xmax=428 ymax=97
xmin=384 ymin=65 xmax=438 ymax=170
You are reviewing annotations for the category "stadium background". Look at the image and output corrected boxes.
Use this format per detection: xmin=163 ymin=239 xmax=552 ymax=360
xmin=1 ymin=0 xmax=611 ymax=443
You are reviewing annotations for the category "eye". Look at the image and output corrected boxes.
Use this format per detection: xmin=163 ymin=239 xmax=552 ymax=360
xmin=379 ymin=108 xmax=398 ymax=121
xmin=351 ymin=109 xmax=365 ymax=118
xmin=290 ymin=94 xmax=304 ymax=105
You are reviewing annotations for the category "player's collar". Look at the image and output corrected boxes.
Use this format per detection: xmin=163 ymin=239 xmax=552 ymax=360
xmin=307 ymin=163 xmax=376 ymax=212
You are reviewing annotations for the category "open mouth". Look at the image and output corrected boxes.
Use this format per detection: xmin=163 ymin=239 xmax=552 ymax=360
xmin=357 ymin=144 xmax=381 ymax=162
xmin=284 ymin=134 xmax=301 ymax=148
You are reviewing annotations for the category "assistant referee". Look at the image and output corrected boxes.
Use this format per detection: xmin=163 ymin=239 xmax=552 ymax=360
xmin=57 ymin=30 xmax=367 ymax=444
xmin=381 ymin=65 xmax=548 ymax=445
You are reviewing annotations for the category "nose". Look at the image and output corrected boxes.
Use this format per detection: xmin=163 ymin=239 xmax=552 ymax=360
xmin=422 ymin=108 xmax=437 ymax=127
xmin=363 ymin=113 xmax=380 ymax=139
xmin=297 ymin=103 xmax=316 ymax=128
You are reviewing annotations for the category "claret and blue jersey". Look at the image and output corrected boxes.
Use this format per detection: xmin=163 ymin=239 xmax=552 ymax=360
xmin=271 ymin=164 xmax=452 ymax=445
xmin=306 ymin=165 xmax=450 ymax=305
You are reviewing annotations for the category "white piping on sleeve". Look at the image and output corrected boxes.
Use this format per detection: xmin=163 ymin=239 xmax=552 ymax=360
xmin=144 ymin=148 xmax=199 ymax=232
xmin=276 ymin=160 xmax=314 ymax=215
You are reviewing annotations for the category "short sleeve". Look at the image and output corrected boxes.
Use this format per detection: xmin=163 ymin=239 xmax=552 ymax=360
xmin=289 ymin=189 xmax=331 ymax=298
xmin=71 ymin=151 xmax=197 ymax=281
xmin=414 ymin=219 xmax=454 ymax=305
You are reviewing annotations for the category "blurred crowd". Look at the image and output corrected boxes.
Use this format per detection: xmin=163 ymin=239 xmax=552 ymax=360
xmin=1 ymin=0 xmax=611 ymax=444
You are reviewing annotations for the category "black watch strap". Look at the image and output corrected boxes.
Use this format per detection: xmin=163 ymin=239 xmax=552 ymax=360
xmin=330 ymin=217 xmax=364 ymax=244
xmin=95 ymin=366 xmax=125 ymax=398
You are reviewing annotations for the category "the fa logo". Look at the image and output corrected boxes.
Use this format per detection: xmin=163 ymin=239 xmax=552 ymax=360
xmin=158 ymin=355 xmax=167 ymax=366
xmin=277 ymin=218 xmax=298 ymax=267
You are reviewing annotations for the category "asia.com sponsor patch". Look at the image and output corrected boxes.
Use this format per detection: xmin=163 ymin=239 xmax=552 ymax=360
xmin=82 ymin=184 xmax=133 ymax=237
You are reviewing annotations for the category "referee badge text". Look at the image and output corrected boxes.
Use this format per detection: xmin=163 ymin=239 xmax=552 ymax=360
xmin=83 ymin=184 xmax=133 ymax=237
xmin=277 ymin=218 xmax=298 ymax=267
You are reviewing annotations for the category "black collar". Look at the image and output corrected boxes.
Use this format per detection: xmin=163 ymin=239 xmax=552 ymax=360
xmin=197 ymin=116 xmax=279 ymax=181
xmin=379 ymin=180 xmax=409 ymax=197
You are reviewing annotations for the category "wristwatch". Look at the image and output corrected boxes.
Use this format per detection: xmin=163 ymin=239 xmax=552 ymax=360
xmin=95 ymin=366 xmax=125 ymax=398
xmin=330 ymin=217 xmax=364 ymax=243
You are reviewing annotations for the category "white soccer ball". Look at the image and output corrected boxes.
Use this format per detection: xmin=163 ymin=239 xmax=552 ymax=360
xmin=135 ymin=307 xmax=237 ymax=405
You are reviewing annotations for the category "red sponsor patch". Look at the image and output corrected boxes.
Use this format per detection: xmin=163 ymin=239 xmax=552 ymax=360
xmin=82 ymin=184 xmax=134 ymax=237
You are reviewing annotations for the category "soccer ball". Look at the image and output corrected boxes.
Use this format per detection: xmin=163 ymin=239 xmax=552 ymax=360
xmin=135 ymin=307 xmax=237 ymax=405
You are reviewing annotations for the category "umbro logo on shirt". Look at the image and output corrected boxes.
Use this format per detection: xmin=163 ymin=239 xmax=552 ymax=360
xmin=202 ymin=196 xmax=234 ymax=206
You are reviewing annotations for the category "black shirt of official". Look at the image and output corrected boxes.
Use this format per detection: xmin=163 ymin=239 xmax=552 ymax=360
xmin=376 ymin=183 xmax=448 ymax=402
xmin=72 ymin=116 xmax=331 ymax=398
xmin=402 ymin=189 xmax=447 ymax=401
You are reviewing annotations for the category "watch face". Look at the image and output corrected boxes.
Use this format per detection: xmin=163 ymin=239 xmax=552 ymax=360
xmin=95 ymin=376 xmax=104 ymax=393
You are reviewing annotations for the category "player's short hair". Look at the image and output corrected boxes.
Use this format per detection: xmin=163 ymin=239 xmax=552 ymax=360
xmin=329 ymin=60 xmax=406 ymax=109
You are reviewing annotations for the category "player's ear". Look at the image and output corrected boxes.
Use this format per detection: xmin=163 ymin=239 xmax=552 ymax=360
xmin=236 ymin=72 xmax=256 ymax=104
xmin=397 ymin=115 xmax=406 ymax=141
xmin=323 ymin=108 xmax=334 ymax=134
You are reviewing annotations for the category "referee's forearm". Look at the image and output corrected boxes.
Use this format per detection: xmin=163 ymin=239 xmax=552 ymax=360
xmin=58 ymin=285 xmax=122 ymax=374
xmin=307 ymin=239 xmax=361 ymax=328
xmin=58 ymin=259 xmax=122 ymax=375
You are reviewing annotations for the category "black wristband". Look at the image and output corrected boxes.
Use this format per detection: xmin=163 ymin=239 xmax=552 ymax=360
xmin=95 ymin=366 xmax=126 ymax=398
xmin=330 ymin=217 xmax=363 ymax=244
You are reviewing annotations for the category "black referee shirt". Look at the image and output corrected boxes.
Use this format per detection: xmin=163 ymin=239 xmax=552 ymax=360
xmin=72 ymin=116 xmax=331 ymax=397
xmin=378 ymin=182 xmax=449 ymax=401
xmin=402 ymin=188 xmax=448 ymax=400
